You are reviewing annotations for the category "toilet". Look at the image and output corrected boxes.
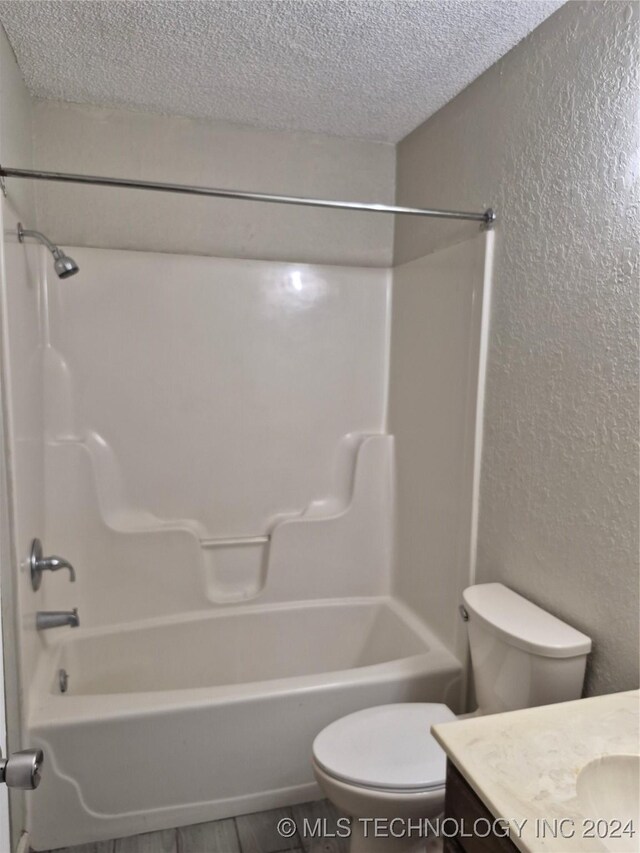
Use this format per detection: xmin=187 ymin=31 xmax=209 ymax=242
xmin=312 ymin=583 xmax=592 ymax=853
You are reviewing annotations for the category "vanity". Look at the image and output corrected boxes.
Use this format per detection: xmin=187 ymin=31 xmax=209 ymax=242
xmin=432 ymin=690 xmax=640 ymax=853
xmin=441 ymin=760 xmax=519 ymax=853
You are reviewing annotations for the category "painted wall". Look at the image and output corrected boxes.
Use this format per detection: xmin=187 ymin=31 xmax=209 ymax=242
xmin=0 ymin=23 xmax=37 ymax=841
xmin=0 ymin=27 xmax=34 ymax=223
xmin=0 ymin=404 xmax=13 ymax=849
xmin=395 ymin=1 xmax=639 ymax=695
xmin=389 ymin=234 xmax=491 ymax=664
xmin=31 ymin=101 xmax=395 ymax=267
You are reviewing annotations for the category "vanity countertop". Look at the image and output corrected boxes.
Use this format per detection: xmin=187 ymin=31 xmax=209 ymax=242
xmin=432 ymin=690 xmax=640 ymax=853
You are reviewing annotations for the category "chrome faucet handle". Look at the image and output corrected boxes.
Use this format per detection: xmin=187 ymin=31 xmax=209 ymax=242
xmin=41 ymin=556 xmax=76 ymax=582
xmin=30 ymin=539 xmax=76 ymax=591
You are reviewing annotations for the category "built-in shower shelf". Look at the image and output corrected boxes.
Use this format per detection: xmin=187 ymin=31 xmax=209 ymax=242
xmin=200 ymin=536 xmax=270 ymax=603
xmin=46 ymin=428 xmax=393 ymax=608
xmin=200 ymin=535 xmax=270 ymax=548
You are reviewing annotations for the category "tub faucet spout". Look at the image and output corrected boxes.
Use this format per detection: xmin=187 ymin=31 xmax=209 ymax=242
xmin=36 ymin=609 xmax=80 ymax=631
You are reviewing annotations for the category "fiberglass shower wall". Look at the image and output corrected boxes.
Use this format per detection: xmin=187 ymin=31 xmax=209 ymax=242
xmin=0 ymin=197 xmax=46 ymax=717
xmin=40 ymin=248 xmax=393 ymax=626
xmin=0 ymin=90 xmax=493 ymax=735
xmin=389 ymin=233 xmax=493 ymax=666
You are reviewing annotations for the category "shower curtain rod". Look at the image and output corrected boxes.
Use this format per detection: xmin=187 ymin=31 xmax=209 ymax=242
xmin=0 ymin=165 xmax=496 ymax=226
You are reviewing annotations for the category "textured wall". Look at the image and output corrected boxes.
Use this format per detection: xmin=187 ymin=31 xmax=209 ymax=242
xmin=395 ymin=1 xmax=639 ymax=695
xmin=32 ymin=101 xmax=395 ymax=266
xmin=0 ymin=25 xmax=34 ymax=221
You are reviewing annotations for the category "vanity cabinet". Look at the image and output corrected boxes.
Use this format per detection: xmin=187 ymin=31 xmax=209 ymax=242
xmin=443 ymin=761 xmax=520 ymax=853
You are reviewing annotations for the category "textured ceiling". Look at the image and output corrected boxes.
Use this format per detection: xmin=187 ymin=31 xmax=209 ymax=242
xmin=0 ymin=0 xmax=564 ymax=143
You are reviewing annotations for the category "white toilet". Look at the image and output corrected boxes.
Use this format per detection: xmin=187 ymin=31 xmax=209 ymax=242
xmin=312 ymin=583 xmax=592 ymax=853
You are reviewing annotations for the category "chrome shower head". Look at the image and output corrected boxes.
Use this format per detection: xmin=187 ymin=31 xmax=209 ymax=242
xmin=17 ymin=223 xmax=79 ymax=278
xmin=52 ymin=251 xmax=79 ymax=279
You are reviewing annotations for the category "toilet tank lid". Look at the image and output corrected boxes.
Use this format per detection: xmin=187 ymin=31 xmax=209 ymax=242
xmin=462 ymin=583 xmax=592 ymax=658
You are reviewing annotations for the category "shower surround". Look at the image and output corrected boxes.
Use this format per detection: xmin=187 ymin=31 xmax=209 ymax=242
xmin=1 ymin=197 xmax=491 ymax=847
xmin=40 ymin=248 xmax=394 ymax=617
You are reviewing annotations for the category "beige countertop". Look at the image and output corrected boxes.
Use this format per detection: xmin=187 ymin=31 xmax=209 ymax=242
xmin=432 ymin=690 xmax=640 ymax=853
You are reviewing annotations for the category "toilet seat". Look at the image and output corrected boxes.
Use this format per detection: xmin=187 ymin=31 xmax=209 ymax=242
xmin=312 ymin=703 xmax=455 ymax=793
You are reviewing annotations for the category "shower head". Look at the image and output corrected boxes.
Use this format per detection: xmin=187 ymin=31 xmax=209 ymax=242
xmin=17 ymin=223 xmax=79 ymax=278
xmin=52 ymin=251 xmax=79 ymax=279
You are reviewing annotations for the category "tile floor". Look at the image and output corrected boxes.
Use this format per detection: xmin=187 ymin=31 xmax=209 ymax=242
xmin=42 ymin=799 xmax=348 ymax=853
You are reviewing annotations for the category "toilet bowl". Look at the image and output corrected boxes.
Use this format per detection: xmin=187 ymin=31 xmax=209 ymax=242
xmin=312 ymin=703 xmax=455 ymax=853
xmin=312 ymin=583 xmax=592 ymax=853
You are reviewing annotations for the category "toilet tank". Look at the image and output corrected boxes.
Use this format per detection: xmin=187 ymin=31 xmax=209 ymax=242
xmin=462 ymin=583 xmax=592 ymax=715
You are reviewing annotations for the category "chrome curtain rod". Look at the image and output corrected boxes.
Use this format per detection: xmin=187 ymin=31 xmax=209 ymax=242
xmin=0 ymin=165 xmax=496 ymax=226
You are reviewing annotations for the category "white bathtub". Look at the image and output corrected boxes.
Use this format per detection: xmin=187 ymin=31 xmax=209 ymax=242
xmin=27 ymin=597 xmax=461 ymax=850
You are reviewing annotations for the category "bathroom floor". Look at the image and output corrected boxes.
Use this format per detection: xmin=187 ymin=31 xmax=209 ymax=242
xmin=41 ymin=800 xmax=348 ymax=853
xmin=40 ymin=798 xmax=445 ymax=853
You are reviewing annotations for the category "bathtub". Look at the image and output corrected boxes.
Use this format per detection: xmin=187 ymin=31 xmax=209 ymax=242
xmin=27 ymin=597 xmax=462 ymax=849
